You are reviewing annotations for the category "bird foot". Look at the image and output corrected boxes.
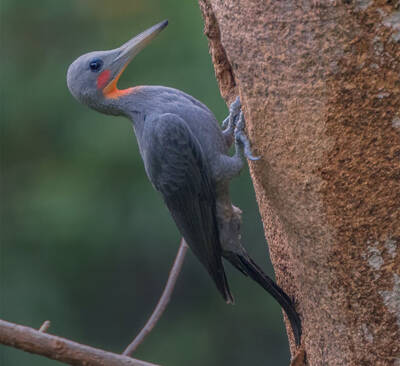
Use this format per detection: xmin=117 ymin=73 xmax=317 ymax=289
xmin=234 ymin=111 xmax=260 ymax=161
xmin=222 ymin=96 xmax=241 ymax=133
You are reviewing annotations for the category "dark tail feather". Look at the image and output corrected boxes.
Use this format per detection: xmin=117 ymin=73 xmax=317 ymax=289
xmin=230 ymin=254 xmax=302 ymax=345
xmin=211 ymin=265 xmax=234 ymax=304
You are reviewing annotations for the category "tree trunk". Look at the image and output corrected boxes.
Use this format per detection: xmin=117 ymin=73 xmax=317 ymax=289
xmin=198 ymin=1 xmax=400 ymax=365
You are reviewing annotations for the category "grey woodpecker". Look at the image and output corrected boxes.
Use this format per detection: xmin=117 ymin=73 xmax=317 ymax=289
xmin=67 ymin=20 xmax=301 ymax=345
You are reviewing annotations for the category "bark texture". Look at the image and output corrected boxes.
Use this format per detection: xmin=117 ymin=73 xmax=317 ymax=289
xmin=198 ymin=1 xmax=400 ymax=365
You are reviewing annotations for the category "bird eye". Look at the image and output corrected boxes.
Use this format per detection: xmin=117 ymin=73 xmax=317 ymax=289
xmin=89 ymin=58 xmax=103 ymax=72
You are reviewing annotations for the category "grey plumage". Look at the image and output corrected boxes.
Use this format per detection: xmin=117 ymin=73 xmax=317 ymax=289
xmin=143 ymin=111 xmax=233 ymax=302
xmin=67 ymin=20 xmax=301 ymax=345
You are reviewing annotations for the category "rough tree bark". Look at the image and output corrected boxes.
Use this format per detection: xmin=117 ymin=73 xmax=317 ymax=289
xmin=198 ymin=1 xmax=400 ymax=365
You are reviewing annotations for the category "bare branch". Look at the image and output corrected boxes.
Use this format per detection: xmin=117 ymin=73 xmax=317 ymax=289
xmin=0 ymin=319 xmax=159 ymax=366
xmin=1 ymin=239 xmax=189 ymax=364
xmin=123 ymin=238 xmax=188 ymax=356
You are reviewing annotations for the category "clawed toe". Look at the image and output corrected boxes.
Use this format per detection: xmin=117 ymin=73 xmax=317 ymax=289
xmin=234 ymin=112 xmax=260 ymax=161
xmin=230 ymin=96 xmax=241 ymax=117
xmin=223 ymin=97 xmax=260 ymax=161
xmin=222 ymin=96 xmax=242 ymax=132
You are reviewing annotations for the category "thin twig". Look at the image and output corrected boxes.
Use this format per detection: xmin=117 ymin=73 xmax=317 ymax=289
xmin=123 ymin=238 xmax=189 ymax=356
xmin=0 ymin=319 xmax=159 ymax=366
xmin=38 ymin=320 xmax=51 ymax=333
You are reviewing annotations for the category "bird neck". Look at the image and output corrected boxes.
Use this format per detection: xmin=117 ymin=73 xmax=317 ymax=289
xmin=103 ymin=86 xmax=149 ymax=140
xmin=90 ymin=86 xmax=143 ymax=117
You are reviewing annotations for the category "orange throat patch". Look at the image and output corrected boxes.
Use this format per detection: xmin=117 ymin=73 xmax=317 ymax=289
xmin=104 ymin=83 xmax=134 ymax=99
xmin=98 ymin=68 xmax=135 ymax=99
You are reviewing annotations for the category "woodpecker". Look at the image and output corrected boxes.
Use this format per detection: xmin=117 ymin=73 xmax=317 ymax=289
xmin=67 ymin=20 xmax=301 ymax=345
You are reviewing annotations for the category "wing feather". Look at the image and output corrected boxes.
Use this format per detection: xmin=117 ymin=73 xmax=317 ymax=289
xmin=142 ymin=113 xmax=233 ymax=302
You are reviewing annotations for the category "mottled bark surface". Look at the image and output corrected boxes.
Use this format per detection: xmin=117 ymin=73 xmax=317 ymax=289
xmin=199 ymin=1 xmax=400 ymax=365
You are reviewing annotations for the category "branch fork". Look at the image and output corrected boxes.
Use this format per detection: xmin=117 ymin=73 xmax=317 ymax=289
xmin=0 ymin=239 xmax=189 ymax=366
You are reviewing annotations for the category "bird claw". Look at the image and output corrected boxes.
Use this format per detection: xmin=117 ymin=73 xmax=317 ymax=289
xmin=234 ymin=111 xmax=260 ymax=161
xmin=230 ymin=96 xmax=241 ymax=117
xmin=222 ymin=96 xmax=259 ymax=161
xmin=222 ymin=96 xmax=241 ymax=131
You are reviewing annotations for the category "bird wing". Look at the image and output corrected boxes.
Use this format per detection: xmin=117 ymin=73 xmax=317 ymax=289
xmin=142 ymin=113 xmax=233 ymax=303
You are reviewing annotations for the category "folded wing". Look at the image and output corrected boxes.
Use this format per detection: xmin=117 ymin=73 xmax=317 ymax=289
xmin=142 ymin=113 xmax=233 ymax=303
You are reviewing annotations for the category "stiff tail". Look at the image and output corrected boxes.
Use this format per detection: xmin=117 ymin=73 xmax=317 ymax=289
xmin=210 ymin=265 xmax=234 ymax=304
xmin=229 ymin=254 xmax=302 ymax=345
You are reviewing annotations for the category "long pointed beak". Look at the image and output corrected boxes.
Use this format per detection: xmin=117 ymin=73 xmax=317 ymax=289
xmin=103 ymin=20 xmax=168 ymax=98
xmin=114 ymin=20 xmax=168 ymax=67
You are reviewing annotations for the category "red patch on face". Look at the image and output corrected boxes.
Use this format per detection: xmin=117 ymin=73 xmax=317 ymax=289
xmin=97 ymin=69 xmax=111 ymax=90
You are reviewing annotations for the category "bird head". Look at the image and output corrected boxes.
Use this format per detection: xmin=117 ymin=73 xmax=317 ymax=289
xmin=67 ymin=20 xmax=168 ymax=114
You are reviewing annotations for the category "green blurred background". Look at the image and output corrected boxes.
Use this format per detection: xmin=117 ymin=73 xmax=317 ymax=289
xmin=1 ymin=1 xmax=291 ymax=364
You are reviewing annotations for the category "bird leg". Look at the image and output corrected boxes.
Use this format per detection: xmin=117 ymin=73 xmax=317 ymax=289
xmin=222 ymin=96 xmax=241 ymax=146
xmin=234 ymin=111 xmax=260 ymax=161
xmin=212 ymin=100 xmax=259 ymax=182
